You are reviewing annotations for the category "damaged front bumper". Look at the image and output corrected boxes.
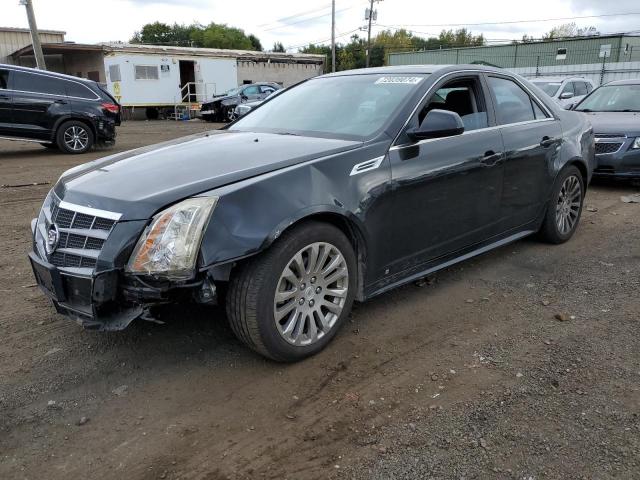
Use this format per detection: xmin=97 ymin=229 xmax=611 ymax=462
xmin=29 ymin=249 xmax=218 ymax=331
xmin=29 ymin=202 xmax=218 ymax=331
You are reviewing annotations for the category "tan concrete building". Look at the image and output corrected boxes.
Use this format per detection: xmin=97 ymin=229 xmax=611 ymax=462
xmin=0 ymin=26 xmax=65 ymax=64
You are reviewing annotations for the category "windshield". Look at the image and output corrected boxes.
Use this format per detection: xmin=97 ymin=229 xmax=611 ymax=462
xmin=230 ymin=74 xmax=426 ymax=140
xmin=532 ymin=81 xmax=562 ymax=96
xmin=224 ymin=87 xmax=242 ymax=96
xmin=576 ymin=84 xmax=640 ymax=112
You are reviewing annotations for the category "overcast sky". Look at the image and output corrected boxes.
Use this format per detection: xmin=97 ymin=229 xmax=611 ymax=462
xmin=3 ymin=0 xmax=640 ymax=51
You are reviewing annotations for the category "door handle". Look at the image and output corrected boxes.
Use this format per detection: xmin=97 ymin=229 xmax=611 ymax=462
xmin=480 ymin=150 xmax=503 ymax=166
xmin=540 ymin=136 xmax=560 ymax=148
xmin=54 ymin=99 xmax=68 ymax=104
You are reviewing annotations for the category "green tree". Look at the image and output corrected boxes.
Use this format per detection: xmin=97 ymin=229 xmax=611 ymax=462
xmin=131 ymin=22 xmax=263 ymax=50
xmin=248 ymin=34 xmax=263 ymax=51
xmin=543 ymin=23 xmax=599 ymax=40
xmin=272 ymin=41 xmax=286 ymax=52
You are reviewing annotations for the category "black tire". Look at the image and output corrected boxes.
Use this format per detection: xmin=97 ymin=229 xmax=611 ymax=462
xmin=145 ymin=107 xmax=159 ymax=120
xmin=226 ymin=221 xmax=357 ymax=362
xmin=56 ymin=120 xmax=94 ymax=154
xmin=539 ymin=165 xmax=585 ymax=244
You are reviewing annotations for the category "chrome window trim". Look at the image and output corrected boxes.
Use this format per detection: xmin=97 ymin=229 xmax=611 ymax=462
xmin=3 ymin=88 xmax=100 ymax=101
xmin=390 ymin=118 xmax=556 ymax=151
xmin=390 ymin=68 xmax=556 ymax=149
xmin=58 ymin=200 xmax=122 ymax=221
xmin=6 ymin=68 xmax=101 ymax=100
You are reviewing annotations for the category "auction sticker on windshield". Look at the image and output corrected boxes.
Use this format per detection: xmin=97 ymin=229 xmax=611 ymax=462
xmin=375 ymin=76 xmax=423 ymax=85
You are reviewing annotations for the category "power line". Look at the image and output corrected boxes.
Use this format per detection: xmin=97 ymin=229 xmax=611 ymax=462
xmin=286 ymin=28 xmax=361 ymax=50
xmin=257 ymin=3 xmax=334 ymax=27
xmin=260 ymin=5 xmax=358 ymax=32
xmin=258 ymin=1 xmax=368 ymax=32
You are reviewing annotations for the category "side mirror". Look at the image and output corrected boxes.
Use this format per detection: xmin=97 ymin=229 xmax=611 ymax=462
xmin=407 ymin=109 xmax=465 ymax=141
xmin=241 ymin=94 xmax=248 ymax=100
xmin=560 ymin=91 xmax=574 ymax=100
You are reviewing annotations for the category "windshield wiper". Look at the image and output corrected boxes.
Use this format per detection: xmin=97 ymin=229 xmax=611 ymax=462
xmin=275 ymin=131 xmax=300 ymax=136
xmin=611 ymin=109 xmax=640 ymax=112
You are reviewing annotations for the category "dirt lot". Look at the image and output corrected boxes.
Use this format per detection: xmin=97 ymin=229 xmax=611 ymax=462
xmin=1 ymin=121 xmax=639 ymax=480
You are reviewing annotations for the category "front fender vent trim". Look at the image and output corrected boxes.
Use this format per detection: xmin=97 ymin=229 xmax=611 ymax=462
xmin=350 ymin=156 xmax=385 ymax=176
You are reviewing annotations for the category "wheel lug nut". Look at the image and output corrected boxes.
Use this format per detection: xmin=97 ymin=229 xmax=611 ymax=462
xmin=310 ymin=277 xmax=316 ymax=284
xmin=299 ymin=298 xmax=305 ymax=305
xmin=315 ymin=287 xmax=321 ymax=294
xmin=309 ymin=300 xmax=315 ymax=307
xmin=300 ymin=283 xmax=306 ymax=289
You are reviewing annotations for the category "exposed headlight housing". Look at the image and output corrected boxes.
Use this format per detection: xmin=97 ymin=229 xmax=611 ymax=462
xmin=631 ymin=137 xmax=640 ymax=149
xmin=126 ymin=197 xmax=218 ymax=280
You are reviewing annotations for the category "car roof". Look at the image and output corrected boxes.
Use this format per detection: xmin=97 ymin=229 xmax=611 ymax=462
xmin=0 ymin=63 xmax=97 ymax=85
xmin=604 ymin=78 xmax=640 ymax=86
xmin=319 ymin=64 xmax=511 ymax=78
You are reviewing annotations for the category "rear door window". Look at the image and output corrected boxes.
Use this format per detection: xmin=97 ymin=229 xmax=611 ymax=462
xmin=65 ymin=81 xmax=98 ymax=99
xmin=487 ymin=76 xmax=537 ymax=125
xmin=13 ymin=71 xmax=66 ymax=96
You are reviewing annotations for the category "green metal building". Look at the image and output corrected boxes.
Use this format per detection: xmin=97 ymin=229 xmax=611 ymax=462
xmin=388 ymin=34 xmax=640 ymax=69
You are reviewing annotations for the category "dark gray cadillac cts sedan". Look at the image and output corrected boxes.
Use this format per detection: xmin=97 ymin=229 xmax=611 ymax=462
xmin=29 ymin=65 xmax=595 ymax=361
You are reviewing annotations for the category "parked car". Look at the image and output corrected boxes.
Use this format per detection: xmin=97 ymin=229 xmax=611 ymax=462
xmin=530 ymin=76 xmax=595 ymax=109
xmin=0 ymin=64 xmax=120 ymax=153
xmin=29 ymin=65 xmax=594 ymax=361
xmin=572 ymin=79 xmax=640 ymax=178
xmin=200 ymin=82 xmax=281 ymax=122
xmin=233 ymin=87 xmax=286 ymax=119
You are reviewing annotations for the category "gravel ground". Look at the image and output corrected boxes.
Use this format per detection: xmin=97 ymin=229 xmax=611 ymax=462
xmin=0 ymin=121 xmax=639 ymax=479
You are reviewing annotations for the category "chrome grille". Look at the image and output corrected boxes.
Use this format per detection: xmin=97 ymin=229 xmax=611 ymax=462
xmin=36 ymin=195 xmax=121 ymax=273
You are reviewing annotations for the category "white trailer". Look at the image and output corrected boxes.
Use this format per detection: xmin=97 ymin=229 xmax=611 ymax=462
xmin=103 ymin=52 xmax=238 ymax=118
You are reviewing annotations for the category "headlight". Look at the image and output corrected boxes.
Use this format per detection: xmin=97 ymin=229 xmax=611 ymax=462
xmin=632 ymin=137 xmax=640 ymax=149
xmin=126 ymin=197 xmax=218 ymax=280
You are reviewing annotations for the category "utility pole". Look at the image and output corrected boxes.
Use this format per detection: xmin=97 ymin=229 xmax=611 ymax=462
xmin=364 ymin=0 xmax=380 ymax=68
xmin=20 ymin=0 xmax=46 ymax=70
xmin=331 ymin=0 xmax=336 ymax=73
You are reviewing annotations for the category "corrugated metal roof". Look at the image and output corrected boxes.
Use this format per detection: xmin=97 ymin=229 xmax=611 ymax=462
xmin=0 ymin=26 xmax=66 ymax=35
xmin=98 ymin=42 xmax=324 ymax=62
xmin=11 ymin=41 xmax=325 ymax=64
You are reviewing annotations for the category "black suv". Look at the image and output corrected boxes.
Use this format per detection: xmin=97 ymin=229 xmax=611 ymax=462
xmin=0 ymin=64 xmax=120 ymax=154
xmin=200 ymin=82 xmax=281 ymax=122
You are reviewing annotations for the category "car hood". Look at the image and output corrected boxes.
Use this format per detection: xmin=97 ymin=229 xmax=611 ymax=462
xmin=581 ymin=111 xmax=640 ymax=136
xmin=56 ymin=130 xmax=361 ymax=220
xmin=203 ymin=94 xmax=235 ymax=106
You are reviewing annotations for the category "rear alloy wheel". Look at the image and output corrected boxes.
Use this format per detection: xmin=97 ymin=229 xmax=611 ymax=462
xmin=226 ymin=221 xmax=357 ymax=361
xmin=539 ymin=165 xmax=584 ymax=243
xmin=56 ymin=121 xmax=94 ymax=154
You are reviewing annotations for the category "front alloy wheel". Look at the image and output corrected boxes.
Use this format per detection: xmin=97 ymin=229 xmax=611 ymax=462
xmin=226 ymin=221 xmax=357 ymax=361
xmin=274 ymin=242 xmax=348 ymax=346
